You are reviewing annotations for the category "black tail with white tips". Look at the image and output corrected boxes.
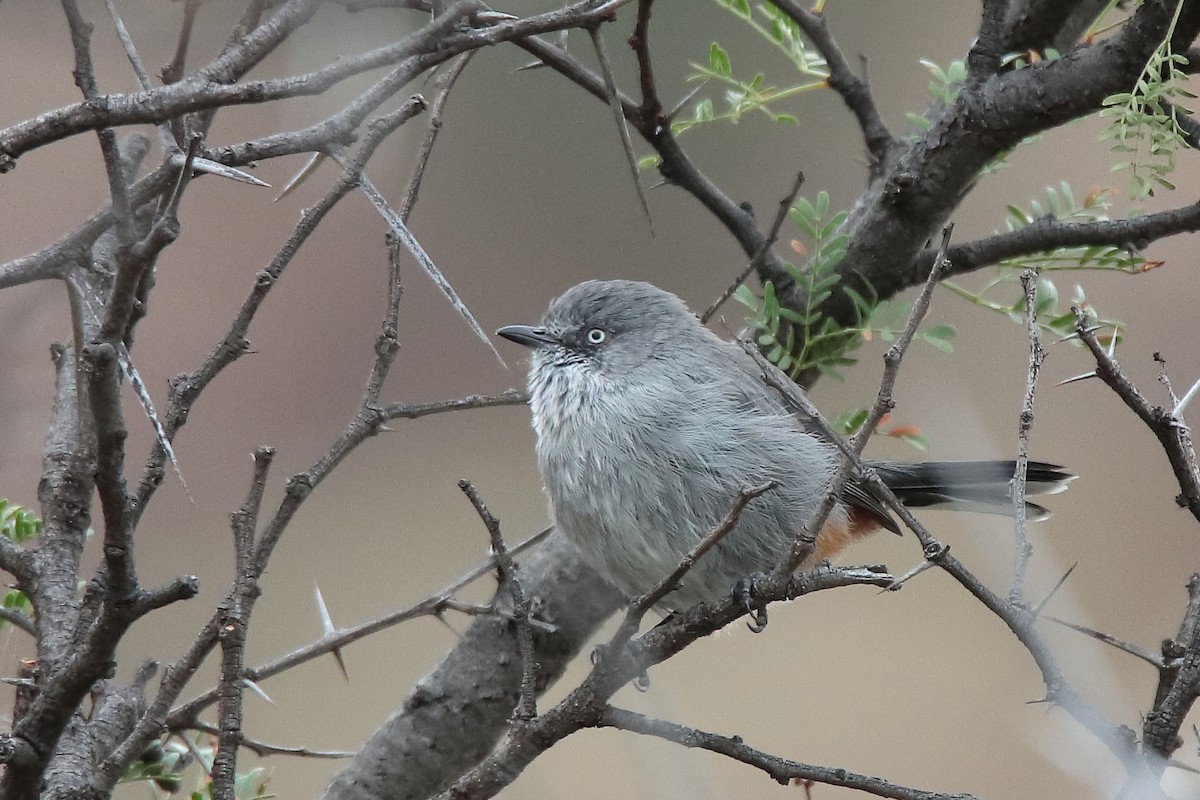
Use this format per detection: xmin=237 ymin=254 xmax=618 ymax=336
xmin=871 ymin=460 xmax=1075 ymax=520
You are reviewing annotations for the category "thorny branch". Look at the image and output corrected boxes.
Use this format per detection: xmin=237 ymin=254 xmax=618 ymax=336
xmin=720 ymin=222 xmax=1196 ymax=793
xmin=166 ymin=528 xmax=553 ymax=729
xmin=458 ymin=481 xmax=539 ymax=721
xmin=928 ymin=200 xmax=1200 ymax=279
xmin=434 ymin=563 xmax=893 ymax=800
xmin=0 ymin=2 xmax=639 ymax=795
xmin=1072 ymin=313 xmax=1200 ymax=525
xmin=521 ymin=0 xmax=1200 ymax=326
xmin=210 ymin=446 xmax=274 ymax=800
xmin=4 ymin=1 xmax=1200 ymax=799
xmin=100 ymin=96 xmax=435 ymax=791
xmin=1066 ymin=313 xmax=1200 ymax=776
xmin=0 ymin=0 xmax=633 ymax=168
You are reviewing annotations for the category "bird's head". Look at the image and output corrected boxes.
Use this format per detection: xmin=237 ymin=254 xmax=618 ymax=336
xmin=496 ymin=279 xmax=696 ymax=377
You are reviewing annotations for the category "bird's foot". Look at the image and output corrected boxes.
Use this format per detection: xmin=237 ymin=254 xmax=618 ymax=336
xmin=733 ymin=573 xmax=770 ymax=633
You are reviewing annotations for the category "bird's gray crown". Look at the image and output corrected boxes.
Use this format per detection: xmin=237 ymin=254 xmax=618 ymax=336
xmin=541 ymin=279 xmax=693 ymax=337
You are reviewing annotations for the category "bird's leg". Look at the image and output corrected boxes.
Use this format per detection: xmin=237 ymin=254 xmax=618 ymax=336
xmin=733 ymin=573 xmax=770 ymax=633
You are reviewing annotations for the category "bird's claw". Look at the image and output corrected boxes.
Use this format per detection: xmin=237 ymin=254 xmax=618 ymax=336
xmin=733 ymin=573 xmax=770 ymax=633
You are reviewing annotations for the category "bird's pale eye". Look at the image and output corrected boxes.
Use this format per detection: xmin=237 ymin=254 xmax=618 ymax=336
xmin=586 ymin=328 xmax=607 ymax=345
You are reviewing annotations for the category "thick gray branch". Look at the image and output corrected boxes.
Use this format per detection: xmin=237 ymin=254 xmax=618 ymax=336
xmin=320 ymin=532 xmax=623 ymax=800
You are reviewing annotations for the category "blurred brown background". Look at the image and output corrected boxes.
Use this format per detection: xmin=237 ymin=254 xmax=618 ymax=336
xmin=1 ymin=1 xmax=1198 ymax=797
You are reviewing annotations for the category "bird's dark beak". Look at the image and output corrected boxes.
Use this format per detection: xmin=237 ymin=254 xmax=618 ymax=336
xmin=496 ymin=325 xmax=558 ymax=349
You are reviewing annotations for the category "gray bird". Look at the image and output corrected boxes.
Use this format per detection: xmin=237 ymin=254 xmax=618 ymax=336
xmin=498 ymin=279 xmax=1072 ymax=610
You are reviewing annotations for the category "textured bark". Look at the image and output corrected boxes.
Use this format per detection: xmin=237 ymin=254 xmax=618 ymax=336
xmin=783 ymin=0 xmax=1200 ymax=328
xmin=321 ymin=532 xmax=622 ymax=800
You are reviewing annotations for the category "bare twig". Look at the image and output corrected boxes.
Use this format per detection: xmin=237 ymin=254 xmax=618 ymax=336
xmin=156 ymin=134 xmax=202 ymax=225
xmin=853 ymin=224 xmax=956 ymax=452
xmin=631 ymin=0 xmax=660 ymax=111
xmin=367 ymin=229 xmax=406 ymax=408
xmin=602 ymin=707 xmax=975 ymax=800
xmin=60 ymin=0 xmax=136 ymax=247
xmin=166 ymin=527 xmax=553 ymax=727
xmin=162 ymin=0 xmax=202 ymax=84
xmin=185 ymin=721 xmax=353 ymax=759
xmin=102 ymin=0 xmax=153 ymax=89
xmin=588 ymin=25 xmax=654 ymax=234
xmin=133 ymin=575 xmax=201 ymax=617
xmin=399 ymin=52 xmax=475 ymax=223
xmin=1072 ymin=310 xmax=1200 ymax=525
xmin=211 ymin=446 xmax=274 ymax=800
xmin=767 ymin=0 xmax=895 ymax=171
xmin=516 ymin=23 xmax=787 ymax=288
xmin=0 ymin=608 xmax=35 ymax=637
xmin=1010 ymin=268 xmax=1045 ymax=602
xmin=1158 ymin=345 xmax=1183 ymax=403
xmin=883 ymin=556 xmax=941 ymax=592
xmin=458 ymin=481 xmax=539 ymax=720
xmin=378 ymin=390 xmax=527 ymax=422
xmin=745 ymin=224 xmax=955 ymax=580
xmin=702 ymin=171 xmax=805 ymax=324
xmin=930 ymin=200 xmax=1200 ymax=279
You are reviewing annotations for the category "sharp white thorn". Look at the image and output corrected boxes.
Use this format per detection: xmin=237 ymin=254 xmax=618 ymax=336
xmin=242 ymin=677 xmax=273 ymax=704
xmin=186 ymin=156 xmax=270 ymax=187
xmin=276 ymin=152 xmax=325 ymax=202
xmin=1053 ymin=371 xmax=1098 ymax=387
xmin=1172 ymin=377 xmax=1200 ymax=417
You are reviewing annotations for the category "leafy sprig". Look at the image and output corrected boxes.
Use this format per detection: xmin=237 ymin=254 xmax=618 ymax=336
xmin=712 ymin=0 xmax=830 ymax=76
xmin=942 ymin=182 xmax=1134 ymax=344
xmin=0 ymin=499 xmax=39 ymax=544
xmin=677 ymin=42 xmax=822 ymax=135
xmin=1000 ymin=182 xmax=1152 ymax=273
xmin=942 ymin=276 xmax=1122 ymax=348
xmin=734 ymin=191 xmax=955 ymax=381
xmin=121 ymin=734 xmax=273 ymax=799
xmin=906 ymin=58 xmax=966 ymax=135
xmin=1099 ymin=0 xmax=1195 ymax=199
xmin=664 ymin=1 xmax=830 ymax=141
xmin=0 ymin=500 xmax=36 ymax=628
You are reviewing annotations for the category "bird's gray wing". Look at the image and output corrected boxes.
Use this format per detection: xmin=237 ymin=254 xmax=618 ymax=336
xmin=713 ymin=333 xmax=902 ymax=534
